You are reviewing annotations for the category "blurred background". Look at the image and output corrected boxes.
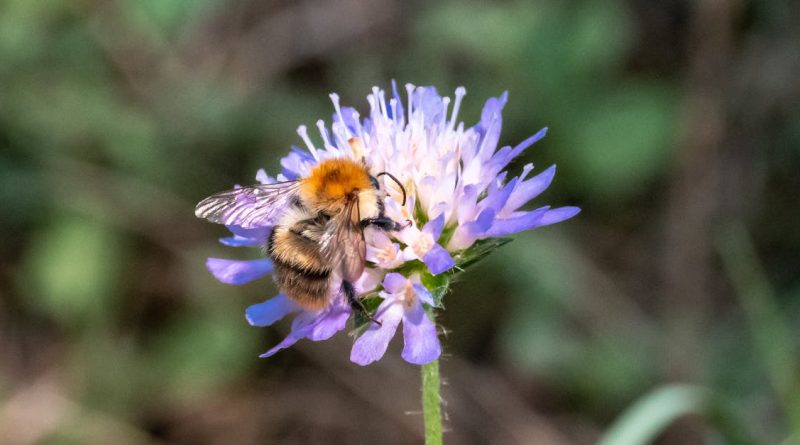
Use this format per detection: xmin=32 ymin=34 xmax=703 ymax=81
xmin=1 ymin=0 xmax=798 ymax=443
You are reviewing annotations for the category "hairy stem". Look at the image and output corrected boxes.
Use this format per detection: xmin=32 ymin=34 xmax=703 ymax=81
xmin=421 ymin=358 xmax=443 ymax=445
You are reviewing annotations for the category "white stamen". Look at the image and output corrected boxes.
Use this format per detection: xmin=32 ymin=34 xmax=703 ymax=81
xmin=329 ymin=93 xmax=352 ymax=139
xmin=351 ymin=109 xmax=365 ymax=142
xmin=449 ymin=86 xmax=466 ymax=131
xmin=405 ymin=83 xmax=415 ymax=123
xmin=441 ymin=96 xmax=451 ymax=128
xmin=520 ymin=163 xmax=534 ymax=181
xmin=316 ymin=119 xmax=336 ymax=153
xmin=371 ymin=87 xmax=382 ymax=119
xmin=297 ymin=125 xmax=318 ymax=159
xmin=374 ymin=87 xmax=388 ymax=120
xmin=366 ymin=92 xmax=378 ymax=118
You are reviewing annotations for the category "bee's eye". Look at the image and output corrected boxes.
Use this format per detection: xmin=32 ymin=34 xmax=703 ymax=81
xmin=369 ymin=176 xmax=380 ymax=190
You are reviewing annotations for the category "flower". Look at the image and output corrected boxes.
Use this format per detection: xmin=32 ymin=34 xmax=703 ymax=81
xmin=202 ymin=82 xmax=579 ymax=365
xmin=351 ymin=273 xmax=440 ymax=365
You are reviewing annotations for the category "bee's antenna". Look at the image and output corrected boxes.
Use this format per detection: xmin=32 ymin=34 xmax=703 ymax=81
xmin=376 ymin=172 xmax=407 ymax=206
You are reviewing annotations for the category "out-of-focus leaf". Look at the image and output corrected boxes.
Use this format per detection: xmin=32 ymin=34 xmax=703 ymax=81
xmin=717 ymin=223 xmax=800 ymax=435
xmin=496 ymin=231 xmax=656 ymax=409
xmin=564 ymin=83 xmax=677 ymax=200
xmin=71 ymin=332 xmax=148 ymax=417
xmin=599 ymin=385 xmax=710 ymax=445
xmin=22 ymin=215 xmax=124 ymax=325
xmin=148 ymin=308 xmax=256 ymax=399
xmin=563 ymin=0 xmax=632 ymax=77
xmin=600 ymin=384 xmax=757 ymax=445
xmin=415 ymin=2 xmax=539 ymax=66
xmin=124 ymin=0 xmax=221 ymax=41
xmin=497 ymin=233 xmax=580 ymax=372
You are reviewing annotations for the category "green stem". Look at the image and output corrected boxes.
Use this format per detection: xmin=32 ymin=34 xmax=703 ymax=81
xmin=421 ymin=358 xmax=443 ymax=445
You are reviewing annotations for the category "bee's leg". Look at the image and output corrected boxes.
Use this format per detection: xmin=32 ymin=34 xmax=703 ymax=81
xmin=342 ymin=280 xmax=382 ymax=326
xmin=361 ymin=217 xmax=411 ymax=232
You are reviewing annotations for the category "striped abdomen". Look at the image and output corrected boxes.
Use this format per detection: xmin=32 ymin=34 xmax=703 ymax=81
xmin=267 ymin=213 xmax=332 ymax=309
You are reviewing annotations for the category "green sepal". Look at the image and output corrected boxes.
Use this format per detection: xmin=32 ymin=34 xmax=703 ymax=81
xmin=390 ymin=259 xmax=427 ymax=276
xmin=351 ymin=293 xmax=383 ymax=337
xmin=351 ymin=236 xmax=511 ymax=336
xmin=452 ymin=237 xmax=513 ymax=270
xmin=420 ymin=269 xmax=451 ymax=307
xmin=437 ymin=224 xmax=456 ymax=247
xmin=414 ymin=200 xmax=429 ymax=226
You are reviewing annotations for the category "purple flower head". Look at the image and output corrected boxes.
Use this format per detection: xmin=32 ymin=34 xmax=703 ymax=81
xmin=199 ymin=83 xmax=578 ymax=365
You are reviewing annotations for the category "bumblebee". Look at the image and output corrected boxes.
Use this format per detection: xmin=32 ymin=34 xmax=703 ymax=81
xmin=195 ymin=151 xmax=407 ymax=319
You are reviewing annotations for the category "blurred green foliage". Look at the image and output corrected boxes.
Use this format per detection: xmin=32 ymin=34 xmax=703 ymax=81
xmin=1 ymin=0 xmax=798 ymax=443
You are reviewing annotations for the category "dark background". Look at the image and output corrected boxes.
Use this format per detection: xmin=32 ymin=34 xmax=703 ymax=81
xmin=1 ymin=0 xmax=798 ymax=443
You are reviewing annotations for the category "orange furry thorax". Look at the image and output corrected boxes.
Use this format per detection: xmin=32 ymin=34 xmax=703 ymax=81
xmin=299 ymin=158 xmax=373 ymax=207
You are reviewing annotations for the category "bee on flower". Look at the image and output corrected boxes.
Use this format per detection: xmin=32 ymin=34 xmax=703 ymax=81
xmin=197 ymin=83 xmax=579 ymax=365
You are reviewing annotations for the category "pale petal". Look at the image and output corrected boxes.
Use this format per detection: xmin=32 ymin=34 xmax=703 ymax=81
xmin=355 ymin=268 xmax=384 ymax=293
xmin=383 ymin=272 xmax=408 ymax=294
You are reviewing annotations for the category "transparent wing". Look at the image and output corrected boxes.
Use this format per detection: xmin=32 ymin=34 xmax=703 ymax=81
xmin=195 ymin=181 xmax=301 ymax=228
xmin=320 ymin=197 xmax=366 ymax=282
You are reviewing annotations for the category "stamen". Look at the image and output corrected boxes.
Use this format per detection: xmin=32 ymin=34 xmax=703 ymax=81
xmin=405 ymin=83 xmax=415 ymax=123
xmin=519 ymin=163 xmax=534 ymax=181
xmin=441 ymin=96 xmax=451 ymax=128
xmin=351 ymin=109 xmax=366 ymax=142
xmin=297 ymin=125 xmax=318 ymax=159
xmin=449 ymin=86 xmax=466 ymax=131
xmin=373 ymin=87 xmax=388 ymax=121
xmin=316 ymin=119 xmax=336 ymax=154
xmin=366 ymin=92 xmax=378 ymax=119
xmin=329 ymin=93 xmax=352 ymax=139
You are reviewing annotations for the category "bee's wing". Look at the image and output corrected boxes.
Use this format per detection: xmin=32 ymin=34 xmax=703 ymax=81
xmin=320 ymin=197 xmax=366 ymax=282
xmin=195 ymin=181 xmax=301 ymax=228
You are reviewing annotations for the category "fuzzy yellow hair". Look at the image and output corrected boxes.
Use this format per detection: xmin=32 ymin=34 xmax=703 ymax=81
xmin=300 ymin=158 xmax=373 ymax=207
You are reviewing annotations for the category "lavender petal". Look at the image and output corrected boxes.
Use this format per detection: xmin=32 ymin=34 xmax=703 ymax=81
xmin=422 ymin=243 xmax=455 ymax=275
xmin=503 ymin=165 xmax=557 ymax=213
xmin=401 ymin=301 xmax=441 ymax=365
xmin=350 ymin=302 xmax=404 ymax=366
xmin=206 ymin=258 xmax=272 ymax=285
xmin=422 ymin=213 xmax=446 ymax=241
xmin=246 ymin=295 xmax=299 ymax=327
xmin=540 ymin=206 xmax=581 ymax=226
xmin=383 ymin=272 xmax=407 ymax=294
xmin=484 ymin=206 xmax=550 ymax=237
